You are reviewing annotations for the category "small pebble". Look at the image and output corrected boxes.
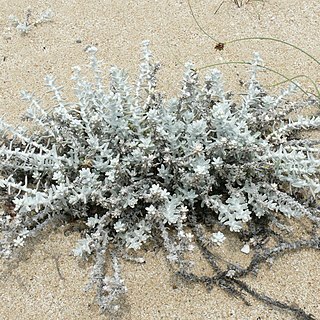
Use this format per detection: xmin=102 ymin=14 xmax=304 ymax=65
xmin=241 ymin=244 xmax=250 ymax=254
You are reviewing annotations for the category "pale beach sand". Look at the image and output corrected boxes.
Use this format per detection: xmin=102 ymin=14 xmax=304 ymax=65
xmin=0 ymin=1 xmax=319 ymax=319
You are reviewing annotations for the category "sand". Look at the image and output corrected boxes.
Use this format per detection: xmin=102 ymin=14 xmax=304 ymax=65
xmin=0 ymin=0 xmax=319 ymax=319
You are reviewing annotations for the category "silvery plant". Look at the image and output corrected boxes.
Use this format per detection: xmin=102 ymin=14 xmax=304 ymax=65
xmin=8 ymin=8 xmax=54 ymax=35
xmin=0 ymin=40 xmax=319 ymax=315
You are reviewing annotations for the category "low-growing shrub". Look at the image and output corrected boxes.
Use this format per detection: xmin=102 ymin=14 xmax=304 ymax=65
xmin=0 ymin=41 xmax=319 ymax=318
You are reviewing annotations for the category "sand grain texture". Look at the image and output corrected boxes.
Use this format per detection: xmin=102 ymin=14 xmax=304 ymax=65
xmin=0 ymin=1 xmax=319 ymax=319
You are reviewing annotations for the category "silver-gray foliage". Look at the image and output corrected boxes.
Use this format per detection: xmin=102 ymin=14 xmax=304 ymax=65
xmin=8 ymin=8 xmax=54 ymax=35
xmin=0 ymin=41 xmax=319 ymax=313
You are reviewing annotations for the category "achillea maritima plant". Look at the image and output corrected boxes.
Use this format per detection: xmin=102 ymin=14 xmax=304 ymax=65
xmin=0 ymin=41 xmax=319 ymax=317
xmin=8 ymin=8 xmax=54 ymax=35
